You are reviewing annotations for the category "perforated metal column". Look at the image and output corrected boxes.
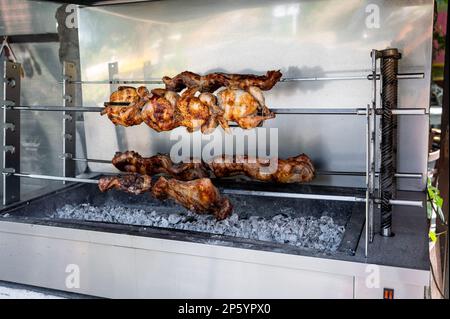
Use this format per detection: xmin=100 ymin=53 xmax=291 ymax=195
xmin=379 ymin=49 xmax=401 ymax=237
xmin=2 ymin=60 xmax=21 ymax=205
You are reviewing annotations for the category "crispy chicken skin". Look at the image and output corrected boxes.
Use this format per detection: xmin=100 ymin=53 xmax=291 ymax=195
xmin=102 ymin=71 xmax=281 ymax=132
xmin=216 ymin=87 xmax=275 ymax=130
xmin=152 ymin=176 xmax=232 ymax=220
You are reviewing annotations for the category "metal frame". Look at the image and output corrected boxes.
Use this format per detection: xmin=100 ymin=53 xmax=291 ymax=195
xmin=0 ymin=50 xmax=424 ymax=257
xmin=1 ymin=60 xmax=21 ymax=205
xmin=62 ymin=61 xmax=77 ymax=180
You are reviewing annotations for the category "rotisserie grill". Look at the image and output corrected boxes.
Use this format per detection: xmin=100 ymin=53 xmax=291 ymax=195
xmin=0 ymin=0 xmax=432 ymax=298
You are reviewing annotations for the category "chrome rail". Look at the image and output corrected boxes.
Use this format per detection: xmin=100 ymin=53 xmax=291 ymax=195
xmin=6 ymin=172 xmax=423 ymax=208
xmin=63 ymin=72 xmax=424 ymax=85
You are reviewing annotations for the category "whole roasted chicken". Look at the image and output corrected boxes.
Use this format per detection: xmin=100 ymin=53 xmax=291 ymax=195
xmin=101 ymin=70 xmax=282 ymax=133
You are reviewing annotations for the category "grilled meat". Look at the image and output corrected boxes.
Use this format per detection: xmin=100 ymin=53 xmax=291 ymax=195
xmin=152 ymin=176 xmax=232 ymax=220
xmin=216 ymin=87 xmax=275 ymax=130
xmin=102 ymin=71 xmax=281 ymax=132
xmin=207 ymin=154 xmax=315 ymax=183
xmin=98 ymin=173 xmax=152 ymax=195
xmin=162 ymin=70 xmax=282 ymax=92
xmin=101 ymin=86 xmax=150 ymax=126
xmin=98 ymin=173 xmax=232 ymax=220
xmin=141 ymin=91 xmax=180 ymax=132
xmin=112 ymin=151 xmax=209 ymax=180
xmin=112 ymin=151 xmax=315 ymax=183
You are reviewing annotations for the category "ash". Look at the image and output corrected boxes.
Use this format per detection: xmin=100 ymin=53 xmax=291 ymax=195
xmin=54 ymin=202 xmax=346 ymax=253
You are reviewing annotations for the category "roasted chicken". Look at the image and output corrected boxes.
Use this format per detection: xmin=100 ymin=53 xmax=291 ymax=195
xmin=102 ymin=70 xmax=282 ymax=133
xmin=216 ymin=86 xmax=275 ymax=130
xmin=152 ymin=176 xmax=232 ymax=220
xmin=112 ymin=151 xmax=315 ymax=183
xmin=112 ymin=151 xmax=209 ymax=180
xmin=162 ymin=70 xmax=282 ymax=92
xmin=98 ymin=173 xmax=152 ymax=195
xmin=98 ymin=174 xmax=232 ymax=220
xmin=101 ymin=86 xmax=149 ymax=127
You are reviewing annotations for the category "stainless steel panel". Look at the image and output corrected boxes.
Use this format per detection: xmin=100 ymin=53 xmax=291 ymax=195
xmin=78 ymin=0 xmax=433 ymax=190
xmin=0 ymin=0 xmax=59 ymax=35
xmin=0 ymin=221 xmax=429 ymax=298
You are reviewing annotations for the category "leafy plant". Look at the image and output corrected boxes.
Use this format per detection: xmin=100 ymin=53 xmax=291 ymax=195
xmin=427 ymin=178 xmax=446 ymax=242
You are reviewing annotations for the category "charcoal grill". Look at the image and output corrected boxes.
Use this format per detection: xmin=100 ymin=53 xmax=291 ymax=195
xmin=1 ymin=0 xmax=432 ymax=298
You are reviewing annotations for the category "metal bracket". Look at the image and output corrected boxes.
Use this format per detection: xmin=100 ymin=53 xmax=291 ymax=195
xmin=1 ymin=99 xmax=14 ymax=107
xmin=62 ymin=61 xmax=77 ymax=180
xmin=2 ymin=60 xmax=21 ymax=205
xmin=3 ymin=123 xmax=15 ymax=131
xmin=109 ymin=62 xmax=128 ymax=150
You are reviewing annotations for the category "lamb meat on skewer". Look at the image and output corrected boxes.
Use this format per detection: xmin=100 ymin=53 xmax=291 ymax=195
xmin=112 ymin=151 xmax=209 ymax=181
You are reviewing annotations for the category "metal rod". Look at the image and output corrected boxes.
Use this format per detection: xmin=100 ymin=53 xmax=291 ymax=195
xmin=70 ymin=157 xmax=111 ymax=164
xmin=316 ymin=170 xmax=422 ymax=178
xmin=222 ymin=188 xmax=422 ymax=207
xmin=4 ymin=106 xmax=104 ymax=112
xmin=60 ymin=158 xmax=423 ymax=178
xmin=12 ymin=173 xmax=99 ymax=184
xmin=9 ymin=172 xmax=424 ymax=207
xmin=65 ymin=72 xmax=424 ymax=85
xmin=274 ymin=108 xmax=364 ymax=114
xmin=386 ymin=199 xmax=423 ymax=207
xmin=223 ymin=189 xmax=366 ymax=202
xmin=356 ymin=108 xmax=428 ymax=115
xmin=4 ymin=106 xmax=427 ymax=116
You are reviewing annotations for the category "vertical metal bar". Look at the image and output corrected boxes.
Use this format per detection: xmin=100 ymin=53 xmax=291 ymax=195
xmin=62 ymin=62 xmax=76 ymax=181
xmin=379 ymin=48 xmax=401 ymax=237
xmin=2 ymin=61 xmax=21 ymax=205
xmin=108 ymin=62 xmax=128 ymax=151
xmin=369 ymin=50 xmax=378 ymax=243
xmin=365 ymin=100 xmax=370 ymax=257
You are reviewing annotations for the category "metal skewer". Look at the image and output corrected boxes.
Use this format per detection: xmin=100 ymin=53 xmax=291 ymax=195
xmin=6 ymin=172 xmax=423 ymax=208
xmin=62 ymin=72 xmax=424 ymax=85
xmin=11 ymin=173 xmax=99 ymax=184
xmin=3 ymin=105 xmax=427 ymax=116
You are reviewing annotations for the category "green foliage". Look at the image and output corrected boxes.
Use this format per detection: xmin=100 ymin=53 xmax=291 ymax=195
xmin=427 ymin=178 xmax=445 ymax=224
xmin=429 ymin=230 xmax=437 ymax=242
